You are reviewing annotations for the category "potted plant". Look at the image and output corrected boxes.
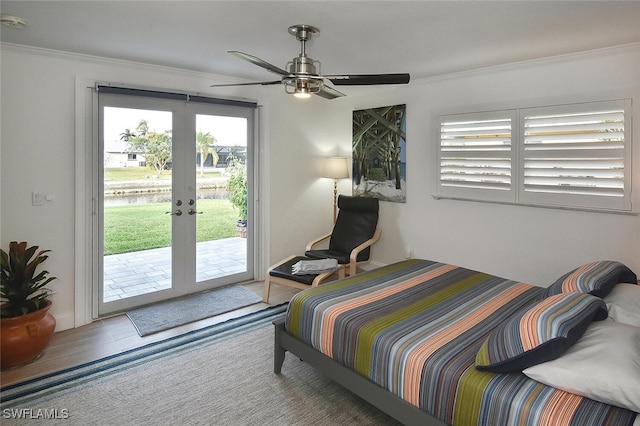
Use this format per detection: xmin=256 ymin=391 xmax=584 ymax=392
xmin=1 ymin=241 xmax=57 ymax=370
xmin=226 ymin=158 xmax=248 ymax=238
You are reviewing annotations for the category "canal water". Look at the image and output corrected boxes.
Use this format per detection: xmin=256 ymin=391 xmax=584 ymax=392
xmin=104 ymin=188 xmax=228 ymax=206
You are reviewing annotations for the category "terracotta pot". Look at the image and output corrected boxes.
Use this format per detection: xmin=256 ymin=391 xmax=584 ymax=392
xmin=237 ymin=220 xmax=247 ymax=239
xmin=1 ymin=300 xmax=56 ymax=370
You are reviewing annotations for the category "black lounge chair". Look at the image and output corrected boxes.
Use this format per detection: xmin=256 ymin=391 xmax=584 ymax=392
xmin=263 ymin=195 xmax=381 ymax=303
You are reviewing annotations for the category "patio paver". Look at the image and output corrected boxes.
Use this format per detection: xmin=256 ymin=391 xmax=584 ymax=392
xmin=103 ymin=238 xmax=247 ymax=302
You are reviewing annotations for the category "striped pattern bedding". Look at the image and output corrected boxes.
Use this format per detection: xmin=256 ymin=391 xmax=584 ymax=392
xmin=285 ymin=259 xmax=637 ymax=426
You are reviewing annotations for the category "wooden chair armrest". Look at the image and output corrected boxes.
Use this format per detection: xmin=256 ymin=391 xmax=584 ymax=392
xmin=348 ymin=228 xmax=382 ymax=275
xmin=306 ymin=232 xmax=333 ymax=251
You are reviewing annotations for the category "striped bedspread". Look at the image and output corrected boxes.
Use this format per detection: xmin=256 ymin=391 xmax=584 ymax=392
xmin=285 ymin=259 xmax=637 ymax=426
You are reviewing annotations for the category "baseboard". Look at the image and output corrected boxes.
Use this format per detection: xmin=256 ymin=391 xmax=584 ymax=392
xmin=54 ymin=313 xmax=76 ymax=332
xmin=362 ymin=260 xmax=386 ymax=271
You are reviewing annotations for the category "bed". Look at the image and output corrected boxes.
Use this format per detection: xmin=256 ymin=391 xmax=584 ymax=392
xmin=273 ymin=258 xmax=639 ymax=426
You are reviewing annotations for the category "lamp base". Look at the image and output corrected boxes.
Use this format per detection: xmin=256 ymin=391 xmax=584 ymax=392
xmin=333 ymin=179 xmax=338 ymax=223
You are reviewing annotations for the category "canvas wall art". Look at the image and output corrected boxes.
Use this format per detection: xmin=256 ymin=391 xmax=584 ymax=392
xmin=352 ymin=104 xmax=406 ymax=203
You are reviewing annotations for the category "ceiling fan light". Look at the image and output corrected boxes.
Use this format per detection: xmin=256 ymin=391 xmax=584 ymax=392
xmin=293 ymin=84 xmax=312 ymax=98
xmin=291 ymin=79 xmax=315 ymax=99
xmin=293 ymin=91 xmax=312 ymax=99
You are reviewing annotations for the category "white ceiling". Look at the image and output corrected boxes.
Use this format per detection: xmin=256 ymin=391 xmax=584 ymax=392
xmin=2 ymin=1 xmax=640 ymax=85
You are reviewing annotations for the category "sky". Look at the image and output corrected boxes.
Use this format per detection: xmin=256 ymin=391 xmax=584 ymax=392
xmin=103 ymin=107 xmax=247 ymax=147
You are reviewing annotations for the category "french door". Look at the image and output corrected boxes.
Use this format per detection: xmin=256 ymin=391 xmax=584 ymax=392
xmin=96 ymin=90 xmax=256 ymax=316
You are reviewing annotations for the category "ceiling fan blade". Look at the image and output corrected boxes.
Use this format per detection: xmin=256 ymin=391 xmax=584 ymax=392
xmin=228 ymin=51 xmax=291 ymax=77
xmin=326 ymin=73 xmax=410 ymax=86
xmin=315 ymin=84 xmax=346 ymax=100
xmin=210 ymin=80 xmax=281 ymax=88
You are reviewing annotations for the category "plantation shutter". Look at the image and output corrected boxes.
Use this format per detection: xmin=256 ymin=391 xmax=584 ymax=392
xmin=437 ymin=110 xmax=516 ymax=202
xmin=519 ymin=100 xmax=631 ymax=211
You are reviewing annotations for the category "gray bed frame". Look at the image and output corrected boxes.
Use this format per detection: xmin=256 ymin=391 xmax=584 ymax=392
xmin=273 ymin=319 xmax=447 ymax=426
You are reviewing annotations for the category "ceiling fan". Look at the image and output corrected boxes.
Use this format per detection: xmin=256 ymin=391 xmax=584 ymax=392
xmin=211 ymin=24 xmax=410 ymax=100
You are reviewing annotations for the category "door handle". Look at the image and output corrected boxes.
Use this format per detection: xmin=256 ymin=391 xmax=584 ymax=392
xmin=188 ymin=209 xmax=202 ymax=215
xmin=166 ymin=209 xmax=183 ymax=216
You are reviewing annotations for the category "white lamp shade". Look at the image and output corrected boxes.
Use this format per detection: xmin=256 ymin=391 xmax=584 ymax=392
xmin=323 ymin=157 xmax=350 ymax=179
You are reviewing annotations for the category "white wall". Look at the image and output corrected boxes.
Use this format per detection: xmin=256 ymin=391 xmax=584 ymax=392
xmin=0 ymin=45 xmax=275 ymax=330
xmin=265 ymin=45 xmax=640 ymax=287
xmin=2 ymin=43 xmax=639 ymax=332
xmin=340 ymin=45 xmax=640 ymax=286
xmin=266 ymin=91 xmax=353 ymax=264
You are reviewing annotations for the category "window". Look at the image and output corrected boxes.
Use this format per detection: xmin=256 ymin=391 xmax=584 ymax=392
xmin=438 ymin=110 xmax=516 ymax=203
xmin=437 ymin=99 xmax=632 ymax=212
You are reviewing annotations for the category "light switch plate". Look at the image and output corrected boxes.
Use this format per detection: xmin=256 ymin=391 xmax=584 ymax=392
xmin=32 ymin=191 xmax=44 ymax=206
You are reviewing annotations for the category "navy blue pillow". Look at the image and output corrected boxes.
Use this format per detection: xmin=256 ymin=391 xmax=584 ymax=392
xmin=544 ymin=261 xmax=637 ymax=299
xmin=476 ymin=292 xmax=607 ymax=373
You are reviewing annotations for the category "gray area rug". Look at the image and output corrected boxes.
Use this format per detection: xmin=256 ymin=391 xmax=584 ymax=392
xmin=126 ymin=285 xmax=262 ymax=336
xmin=2 ymin=304 xmax=399 ymax=426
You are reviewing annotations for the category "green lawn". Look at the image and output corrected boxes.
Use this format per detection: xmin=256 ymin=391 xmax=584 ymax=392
xmin=104 ymin=199 xmax=239 ymax=255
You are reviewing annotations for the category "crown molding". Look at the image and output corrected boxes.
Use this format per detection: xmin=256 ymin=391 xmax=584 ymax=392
xmin=4 ymin=40 xmax=638 ymax=88
xmin=0 ymin=42 xmax=245 ymax=83
xmin=412 ymin=42 xmax=640 ymax=85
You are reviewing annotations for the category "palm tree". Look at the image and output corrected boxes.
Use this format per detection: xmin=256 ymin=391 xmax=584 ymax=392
xmin=123 ymin=120 xmax=172 ymax=175
xmin=119 ymin=128 xmax=137 ymax=141
xmin=196 ymin=131 xmax=218 ymax=177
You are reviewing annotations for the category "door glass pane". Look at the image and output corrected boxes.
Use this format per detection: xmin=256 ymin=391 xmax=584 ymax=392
xmin=194 ymin=114 xmax=248 ymax=283
xmin=103 ymin=107 xmax=173 ymax=302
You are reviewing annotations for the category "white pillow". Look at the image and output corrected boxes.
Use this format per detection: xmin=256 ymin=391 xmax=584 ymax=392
xmin=605 ymin=283 xmax=640 ymax=327
xmin=523 ymin=320 xmax=640 ymax=413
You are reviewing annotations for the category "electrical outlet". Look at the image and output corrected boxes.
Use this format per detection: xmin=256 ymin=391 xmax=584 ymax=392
xmin=404 ymin=247 xmax=413 ymax=259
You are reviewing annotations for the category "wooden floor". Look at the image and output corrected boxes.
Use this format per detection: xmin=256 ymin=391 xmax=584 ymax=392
xmin=0 ymin=281 xmax=299 ymax=387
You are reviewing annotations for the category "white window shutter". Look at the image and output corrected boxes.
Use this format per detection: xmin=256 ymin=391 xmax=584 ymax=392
xmin=437 ymin=111 xmax=517 ymax=202
xmin=519 ymin=100 xmax=631 ymax=211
